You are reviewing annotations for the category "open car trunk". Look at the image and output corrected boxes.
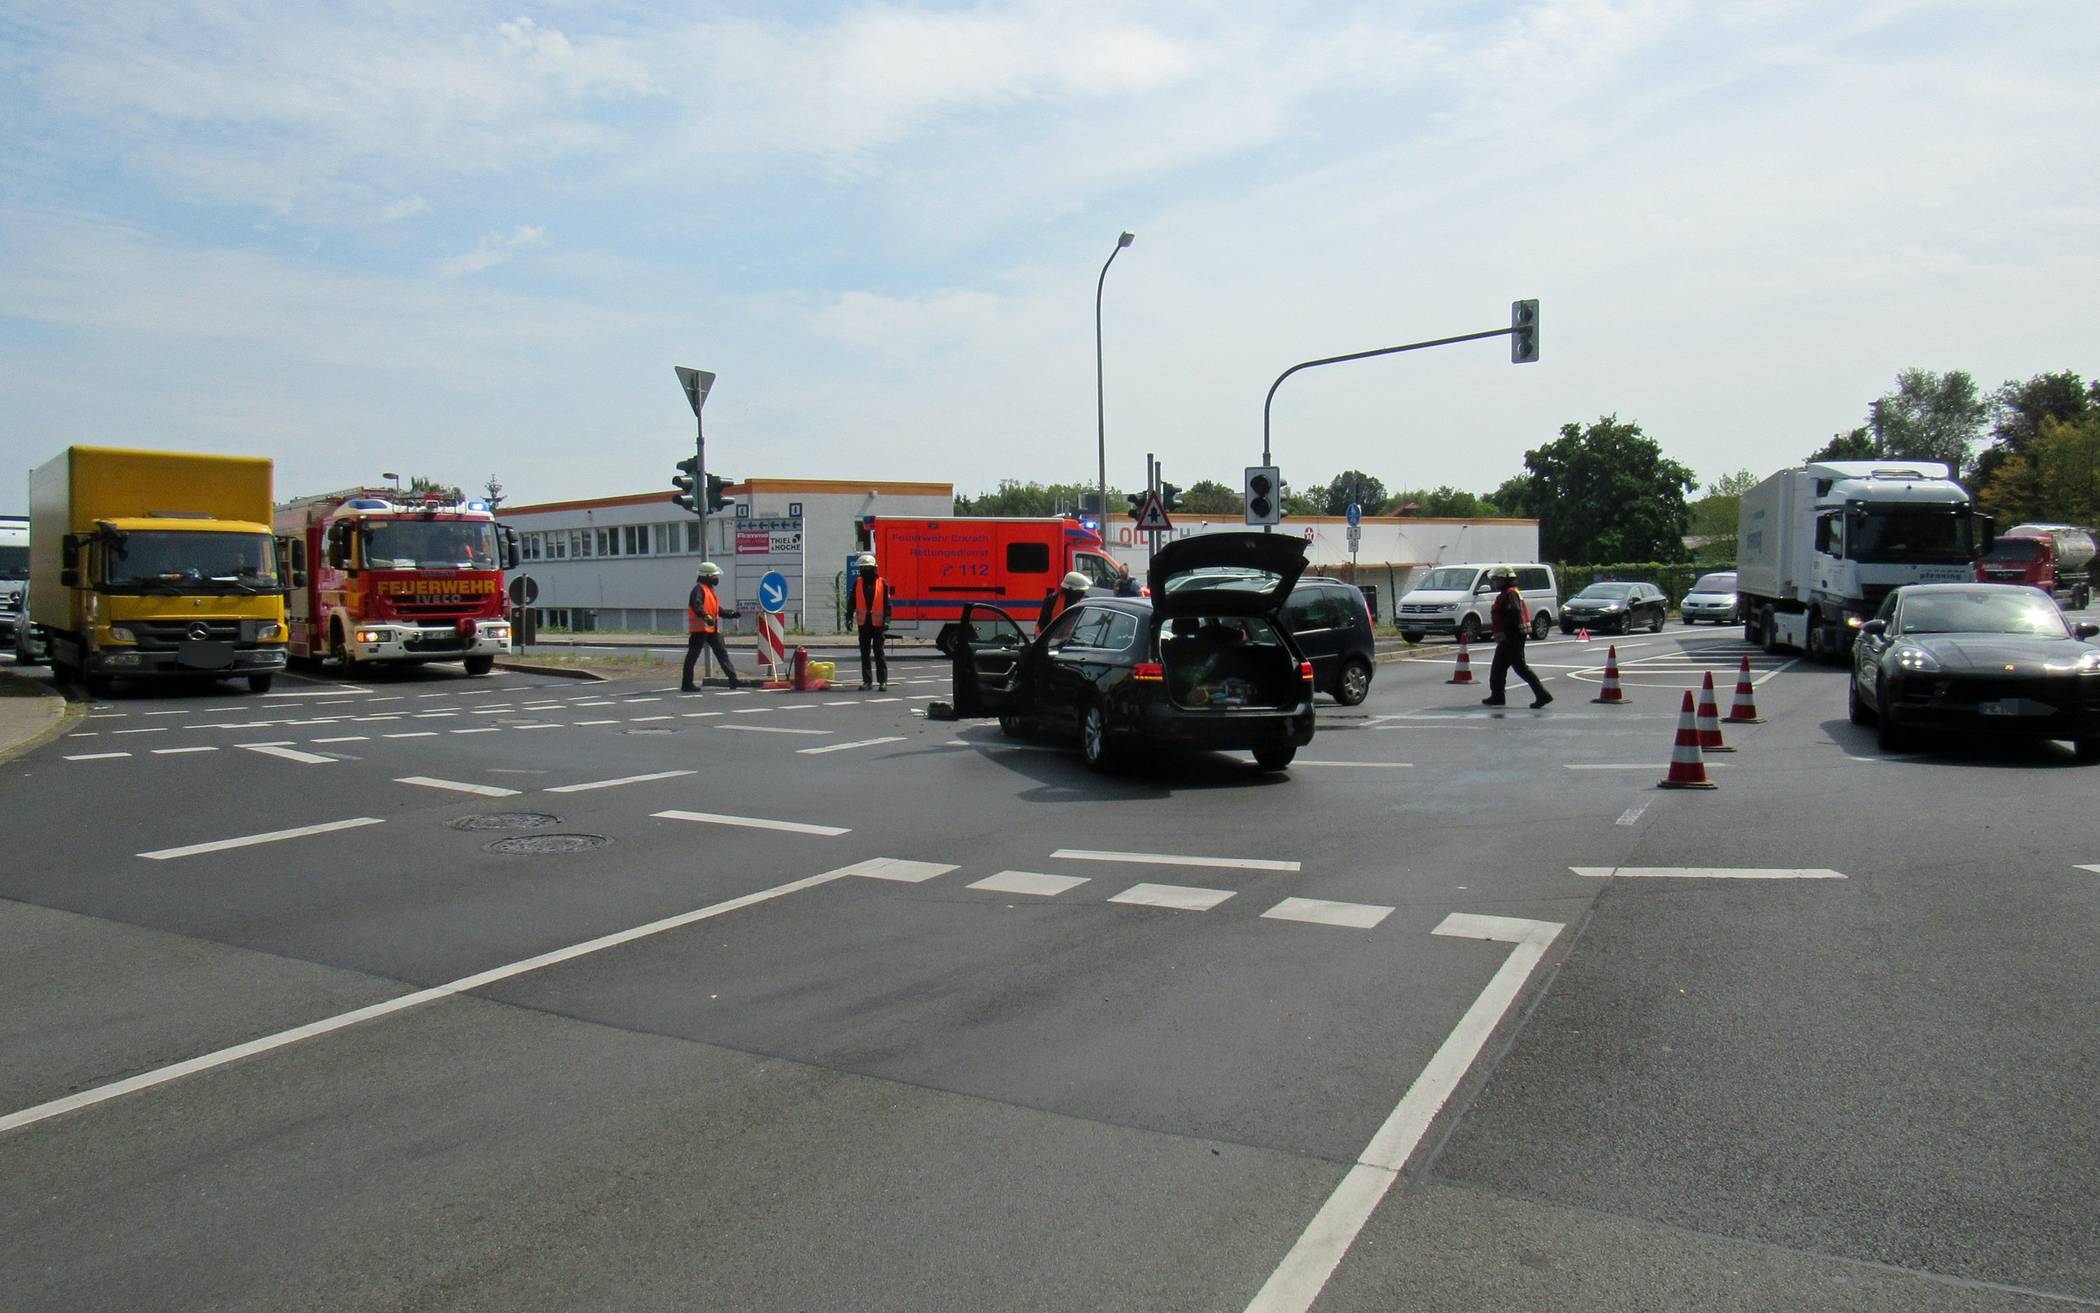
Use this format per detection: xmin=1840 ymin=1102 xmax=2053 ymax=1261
xmin=1157 ymin=614 xmax=1299 ymax=710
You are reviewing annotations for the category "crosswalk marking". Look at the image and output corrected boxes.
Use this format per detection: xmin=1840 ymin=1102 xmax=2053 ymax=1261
xmin=1053 ymin=847 xmax=1301 ymax=873
xmin=66 ymin=752 xmax=130 ymax=761
xmin=651 ymin=810 xmax=850 ymax=837
xmin=139 ymin=817 xmax=384 ymax=861
xmin=546 ymin=769 xmax=696 ymax=794
xmin=969 ymin=870 xmax=1089 ymax=897
xmin=1108 ymin=882 xmax=1235 ymax=911
xmin=240 ymin=745 xmax=335 ymax=764
xmin=831 ymin=857 xmax=956 ymax=883
xmin=1262 ymin=897 xmax=1394 ymax=929
xmin=396 ymin=776 xmax=521 ymax=797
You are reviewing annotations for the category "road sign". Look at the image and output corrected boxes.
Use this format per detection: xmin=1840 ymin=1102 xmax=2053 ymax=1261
xmin=1346 ymin=502 xmax=1362 ymax=527
xmin=1133 ymin=490 xmax=1173 ymax=532
xmin=507 ymin=574 xmax=538 ymax=606
xmin=1346 ymin=525 xmax=1362 ymax=551
xmin=758 ymin=571 xmax=788 ymax=613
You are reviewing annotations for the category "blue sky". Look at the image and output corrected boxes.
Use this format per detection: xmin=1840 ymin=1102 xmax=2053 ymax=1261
xmin=3 ymin=1 xmax=2096 ymax=507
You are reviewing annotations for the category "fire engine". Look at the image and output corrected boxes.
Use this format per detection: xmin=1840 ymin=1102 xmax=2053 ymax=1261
xmin=274 ymin=489 xmax=519 ymax=674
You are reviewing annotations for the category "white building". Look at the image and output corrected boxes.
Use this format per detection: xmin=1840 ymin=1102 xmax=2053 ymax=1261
xmin=503 ymin=478 xmax=953 ymax=633
xmin=1101 ymin=515 xmax=1540 ymax=621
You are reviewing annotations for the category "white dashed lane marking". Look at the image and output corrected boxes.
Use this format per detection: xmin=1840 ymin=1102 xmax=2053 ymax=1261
xmin=652 ymin=810 xmax=850 ymax=837
xmin=396 ymin=777 xmax=521 ymax=798
xmin=240 ymin=745 xmax=335 ymax=764
xmin=545 ymin=770 xmax=696 ymax=794
xmin=797 ymin=737 xmax=906 ymax=755
xmin=1052 ymin=848 xmax=1300 ymax=873
xmin=139 ymin=817 xmax=384 ymax=861
xmin=1108 ymin=883 xmax=1236 ymax=912
xmin=1571 ymin=866 xmax=1845 ymax=880
xmin=969 ymin=870 xmax=1089 ymax=897
xmin=1261 ymin=897 xmax=1394 ymax=929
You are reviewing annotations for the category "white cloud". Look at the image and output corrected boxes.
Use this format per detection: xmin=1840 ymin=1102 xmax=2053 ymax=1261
xmin=378 ymin=194 xmax=428 ymax=223
xmin=438 ymin=225 xmax=547 ymax=278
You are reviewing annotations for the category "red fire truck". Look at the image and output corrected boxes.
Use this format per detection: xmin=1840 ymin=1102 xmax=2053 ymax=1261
xmin=274 ymin=489 xmax=519 ymax=674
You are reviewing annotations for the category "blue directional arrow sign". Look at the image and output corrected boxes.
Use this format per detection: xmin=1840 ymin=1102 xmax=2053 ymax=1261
xmin=758 ymin=571 xmax=789 ymax=613
xmin=1346 ymin=502 xmax=1362 ymax=527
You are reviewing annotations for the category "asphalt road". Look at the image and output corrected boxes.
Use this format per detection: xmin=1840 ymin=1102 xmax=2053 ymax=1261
xmin=2 ymin=620 xmax=2096 ymax=1312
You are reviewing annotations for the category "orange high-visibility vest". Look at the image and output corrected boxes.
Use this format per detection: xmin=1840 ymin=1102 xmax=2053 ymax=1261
xmin=852 ymin=576 xmax=890 ymax=627
xmin=687 ymin=585 xmax=721 ymax=634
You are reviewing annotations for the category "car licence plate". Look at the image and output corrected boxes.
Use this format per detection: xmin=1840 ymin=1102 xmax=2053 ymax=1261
xmin=1978 ymin=698 xmax=2048 ymax=717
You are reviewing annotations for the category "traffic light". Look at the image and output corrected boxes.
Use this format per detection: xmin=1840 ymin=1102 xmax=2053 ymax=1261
xmin=671 ymin=456 xmax=700 ymax=512
xmin=1510 ymin=298 xmax=1539 ymax=364
xmin=1126 ymin=491 xmax=1147 ymax=519
xmin=1161 ymin=482 xmax=1181 ymax=513
xmin=706 ymin=474 xmax=733 ymax=512
xmin=1244 ymin=466 xmax=1281 ymax=526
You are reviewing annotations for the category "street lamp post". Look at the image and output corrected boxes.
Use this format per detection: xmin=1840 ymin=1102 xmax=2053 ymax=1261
xmin=1095 ymin=231 xmax=1134 ymax=532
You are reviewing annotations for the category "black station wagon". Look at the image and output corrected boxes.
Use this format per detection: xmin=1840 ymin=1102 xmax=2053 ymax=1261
xmin=943 ymin=532 xmax=1318 ymax=771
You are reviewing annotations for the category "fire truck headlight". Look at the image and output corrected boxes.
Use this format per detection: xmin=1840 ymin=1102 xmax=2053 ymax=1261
xmin=356 ymin=629 xmax=385 ymax=643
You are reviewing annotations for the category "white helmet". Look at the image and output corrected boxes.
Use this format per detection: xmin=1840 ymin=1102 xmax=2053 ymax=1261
xmin=857 ymin=553 xmax=877 ymax=568
xmin=696 ymin=562 xmax=722 ymax=581
xmin=1061 ymin=570 xmax=1092 ymax=592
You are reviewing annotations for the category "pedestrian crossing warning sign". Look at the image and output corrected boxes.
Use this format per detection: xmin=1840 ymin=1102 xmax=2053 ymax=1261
xmin=1133 ymin=491 xmax=1172 ymax=532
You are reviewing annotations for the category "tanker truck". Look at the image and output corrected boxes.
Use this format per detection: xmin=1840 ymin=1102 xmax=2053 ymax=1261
xmin=1974 ymin=523 xmax=2093 ymax=609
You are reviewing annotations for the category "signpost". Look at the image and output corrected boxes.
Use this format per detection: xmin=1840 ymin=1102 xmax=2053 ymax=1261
xmin=507 ymin=574 xmax=538 ymax=650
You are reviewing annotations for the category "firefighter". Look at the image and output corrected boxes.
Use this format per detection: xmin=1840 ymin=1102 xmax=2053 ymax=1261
xmin=848 ymin=552 xmax=894 ymax=690
xmin=1037 ymin=569 xmax=1091 ymax=633
xmin=680 ymin=562 xmax=741 ymax=693
xmin=1482 ymin=566 xmax=1552 ymax=709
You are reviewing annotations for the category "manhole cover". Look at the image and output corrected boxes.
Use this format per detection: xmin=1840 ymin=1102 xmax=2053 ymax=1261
xmin=485 ymin=833 xmax=611 ymax=855
xmin=451 ymin=812 xmax=563 ymax=832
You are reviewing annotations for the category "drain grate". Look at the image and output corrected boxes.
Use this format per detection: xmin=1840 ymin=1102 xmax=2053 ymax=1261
xmin=451 ymin=812 xmax=563 ymax=832
xmin=486 ymin=833 xmax=611 ymax=855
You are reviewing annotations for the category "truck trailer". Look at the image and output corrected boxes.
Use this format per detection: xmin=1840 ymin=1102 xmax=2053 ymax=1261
xmin=274 ymin=489 xmax=518 ymax=674
xmin=1737 ymin=459 xmax=1988 ymax=661
xmin=1975 ymin=523 xmax=2093 ymax=609
xmin=28 ymin=446 xmax=295 ymax=694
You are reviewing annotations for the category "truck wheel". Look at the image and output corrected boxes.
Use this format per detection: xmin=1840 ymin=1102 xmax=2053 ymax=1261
xmin=1761 ymin=610 xmax=1781 ymax=655
xmin=84 ymin=672 xmax=113 ymax=699
xmin=247 ymin=674 xmax=274 ymax=694
xmin=464 ymin=655 xmax=495 ymax=676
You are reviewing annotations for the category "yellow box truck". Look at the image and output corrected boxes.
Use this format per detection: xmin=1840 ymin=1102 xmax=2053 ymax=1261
xmin=29 ymin=446 xmax=298 ymax=695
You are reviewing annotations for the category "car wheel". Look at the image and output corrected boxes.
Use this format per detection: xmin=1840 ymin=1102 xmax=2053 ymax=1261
xmin=1531 ymin=612 xmax=1550 ymax=640
xmin=1079 ymin=701 xmax=1117 ymax=772
xmin=1399 ymin=629 xmax=1424 ymax=644
xmin=1253 ymin=744 xmax=1296 ymax=770
xmin=2074 ymin=738 xmax=2100 ymax=763
xmin=1682 ymin=614 xmax=1696 ymax=625
xmin=1456 ymin=614 xmax=1482 ymax=644
xmin=1847 ymin=672 xmax=1875 ymax=725
xmin=998 ymin=713 xmax=1027 ymax=738
xmin=1334 ymin=658 xmax=1372 ymax=706
xmin=1649 ymin=608 xmax=1664 ymax=633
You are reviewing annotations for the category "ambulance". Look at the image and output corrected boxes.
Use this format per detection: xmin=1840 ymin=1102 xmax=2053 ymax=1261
xmin=867 ymin=516 xmax=1126 ymax=652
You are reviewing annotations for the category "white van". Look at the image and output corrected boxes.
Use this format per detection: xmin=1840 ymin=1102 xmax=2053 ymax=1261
xmin=1395 ymin=563 xmax=1559 ymax=643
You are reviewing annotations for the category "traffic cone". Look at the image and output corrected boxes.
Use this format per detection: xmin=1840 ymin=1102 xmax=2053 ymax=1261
xmin=1695 ymin=671 xmax=1733 ymax=752
xmin=1659 ymin=690 xmax=1718 ymax=789
xmin=1591 ymin=645 xmax=1628 ymax=704
xmin=1446 ymin=634 xmax=1475 ymax=685
xmin=1725 ymin=655 xmax=1765 ymax=724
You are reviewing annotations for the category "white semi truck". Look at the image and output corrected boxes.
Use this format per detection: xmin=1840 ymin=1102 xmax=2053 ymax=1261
xmin=1737 ymin=460 xmax=1989 ymax=661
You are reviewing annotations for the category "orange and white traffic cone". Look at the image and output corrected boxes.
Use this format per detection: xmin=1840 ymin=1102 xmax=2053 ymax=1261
xmin=1591 ymin=644 xmax=1628 ymax=704
xmin=1695 ymin=670 xmax=1733 ymax=752
xmin=1447 ymin=634 xmax=1475 ymax=685
xmin=1725 ymin=655 xmax=1765 ymax=724
xmin=1659 ymin=689 xmax=1718 ymax=789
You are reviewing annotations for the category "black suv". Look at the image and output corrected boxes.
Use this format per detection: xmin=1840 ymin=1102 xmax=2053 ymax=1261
xmin=1282 ymin=576 xmax=1377 ymax=705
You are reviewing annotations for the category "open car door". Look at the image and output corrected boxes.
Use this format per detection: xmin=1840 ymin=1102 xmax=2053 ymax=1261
xmin=949 ymin=603 xmax=1030 ymax=717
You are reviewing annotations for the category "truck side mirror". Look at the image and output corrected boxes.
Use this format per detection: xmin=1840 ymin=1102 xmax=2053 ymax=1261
xmin=1979 ymin=515 xmax=1995 ymax=554
xmin=326 ymin=522 xmax=349 ymax=571
xmin=60 ymin=568 xmax=79 ymax=588
xmin=501 ymin=525 xmax=521 ymax=570
xmin=280 ymin=536 xmax=308 ymax=590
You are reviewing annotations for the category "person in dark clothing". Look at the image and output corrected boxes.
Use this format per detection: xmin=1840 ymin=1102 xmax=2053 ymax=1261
xmin=1482 ymin=567 xmax=1552 ymax=709
xmin=848 ymin=552 xmax=894 ymax=690
xmin=680 ymin=562 xmax=741 ymax=692
xmin=1037 ymin=570 xmax=1091 ymax=634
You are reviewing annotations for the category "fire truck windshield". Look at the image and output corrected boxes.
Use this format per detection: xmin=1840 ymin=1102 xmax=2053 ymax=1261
xmin=363 ymin=520 xmax=498 ymax=569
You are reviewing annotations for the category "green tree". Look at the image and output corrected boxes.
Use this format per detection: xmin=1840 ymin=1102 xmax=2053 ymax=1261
xmin=1279 ymin=481 xmax=1323 ymax=517
xmin=482 ymin=476 xmax=506 ymax=509
xmin=1706 ymin=468 xmax=1760 ymax=498
xmin=1178 ymin=479 xmax=1241 ymax=515
xmin=2031 ymin=414 xmax=2100 ymax=525
xmin=1808 ymin=427 xmax=1875 ymax=462
xmin=1973 ymin=372 xmax=2091 ymax=517
xmin=408 ymin=474 xmax=464 ymax=501
xmin=1510 ymin=416 xmax=1696 ymax=565
xmin=1387 ymin=485 xmax=1499 ymax=517
xmin=955 ymin=480 xmax=1108 ymax=516
xmin=1868 ymin=368 xmax=1987 ymax=476
xmin=1320 ymin=470 xmax=1387 ymax=516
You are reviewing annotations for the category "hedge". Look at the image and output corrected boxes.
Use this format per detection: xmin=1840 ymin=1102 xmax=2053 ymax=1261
xmin=1557 ymin=561 xmax=1729 ymax=605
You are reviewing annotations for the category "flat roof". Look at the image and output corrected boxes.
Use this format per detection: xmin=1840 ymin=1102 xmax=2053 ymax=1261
xmin=505 ymin=478 xmax=952 ymax=517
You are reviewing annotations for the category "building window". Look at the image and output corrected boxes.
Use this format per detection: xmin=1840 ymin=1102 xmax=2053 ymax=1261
xmin=625 ymin=525 xmax=644 ymax=555
xmin=685 ymin=521 xmax=700 ymax=552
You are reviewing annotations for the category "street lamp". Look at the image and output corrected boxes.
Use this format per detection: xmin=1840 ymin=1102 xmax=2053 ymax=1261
xmin=1095 ymin=231 xmax=1134 ymax=531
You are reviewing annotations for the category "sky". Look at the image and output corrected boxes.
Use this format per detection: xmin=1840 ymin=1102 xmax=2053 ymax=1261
xmin=3 ymin=0 xmax=2097 ymax=509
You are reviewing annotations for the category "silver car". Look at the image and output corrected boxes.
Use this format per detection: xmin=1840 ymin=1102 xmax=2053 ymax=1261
xmin=1679 ymin=571 xmax=1739 ymax=625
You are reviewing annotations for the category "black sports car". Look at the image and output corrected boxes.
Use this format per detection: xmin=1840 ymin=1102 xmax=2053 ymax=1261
xmin=1561 ymin=581 xmax=1667 ymax=634
xmin=1849 ymin=583 xmax=2100 ymax=759
xmin=942 ymin=532 xmax=1317 ymax=771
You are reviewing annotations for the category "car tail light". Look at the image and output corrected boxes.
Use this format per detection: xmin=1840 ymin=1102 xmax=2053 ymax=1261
xmin=1133 ymin=662 xmax=1164 ymax=681
xmin=1299 ymin=661 xmax=1315 ymax=680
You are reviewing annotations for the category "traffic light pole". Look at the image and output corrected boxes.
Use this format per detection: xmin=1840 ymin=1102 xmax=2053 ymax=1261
xmin=1261 ymin=325 xmax=1515 ymax=467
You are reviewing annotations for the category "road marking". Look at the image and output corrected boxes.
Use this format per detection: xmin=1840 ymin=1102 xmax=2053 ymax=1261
xmin=112 ymin=727 xmax=169 ymax=735
xmin=412 ymin=711 xmax=458 ymax=719
xmin=240 ymin=745 xmax=335 ymax=764
xmin=628 ymin=715 xmax=674 ymax=723
xmin=470 ymin=706 xmax=514 ymax=714
xmin=152 ymin=746 xmax=219 ymax=755
xmin=143 ymin=709 xmax=186 ymax=716
xmin=1291 ymin=760 xmax=1414 ymax=769
xmin=575 ymin=699 xmax=614 ymax=706
xmin=66 ymin=752 xmax=130 ymax=761
xmin=352 ymin=714 xmax=403 ymax=722
xmin=681 ymin=711 xmax=723 ymax=719
xmin=969 ymin=870 xmax=1089 ymax=897
xmin=384 ymin=731 xmax=439 ymax=739
xmin=576 ymin=719 xmax=621 ymax=726
xmin=907 ymin=694 xmax=941 ymax=701
xmin=828 ymin=857 xmax=956 ymax=882
xmin=239 ymin=740 xmax=295 ymax=746
xmin=139 ymin=816 xmax=384 ymax=861
xmin=367 ymin=695 xmax=404 ymax=703
xmin=866 ymin=696 xmax=902 ymax=703
xmin=514 ymin=724 xmax=559 ymax=731
xmin=2078 ymin=865 xmax=2100 ymax=874
xmin=731 ymin=706 xmax=777 ymax=714
xmin=396 ymin=776 xmax=521 ymax=797
xmin=1108 ymin=882 xmax=1235 ymax=911
xmin=546 ymin=769 xmax=697 ymax=794
xmin=1564 ymin=763 xmax=1733 ymax=770
xmin=717 ymin=724 xmax=830 ymax=735
xmin=1245 ymin=913 xmax=1563 ymax=1313
xmin=797 ymin=736 xmax=906 ymax=755
xmin=312 ymin=736 xmax=368 ymax=744
xmin=1262 ymin=897 xmax=1394 ymax=929
xmin=1052 ymin=848 xmax=1300 ymax=873
xmin=624 ymin=696 xmax=663 ymax=704
xmin=652 ymin=810 xmax=850 ymax=837
xmin=264 ymin=688 xmax=366 ymax=698
xmin=1615 ymin=804 xmax=1648 ymax=826
xmin=715 ymin=689 xmax=752 ymax=697
xmin=823 ymin=700 xmax=857 ymax=706
xmin=0 ymin=866 xmax=854 ymax=1137
xmin=451 ymin=726 xmax=503 ymax=735
xmin=1570 ymin=866 xmax=1846 ymax=880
